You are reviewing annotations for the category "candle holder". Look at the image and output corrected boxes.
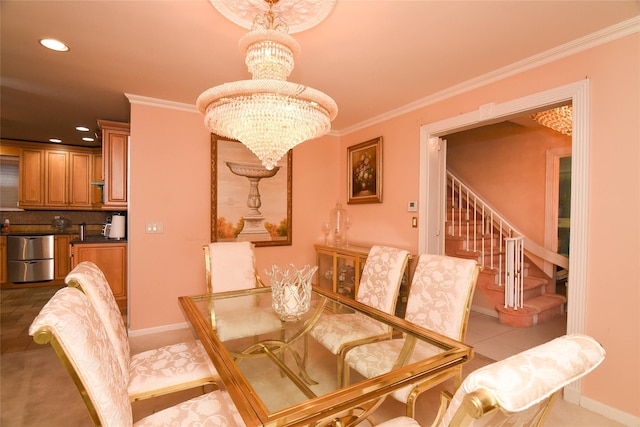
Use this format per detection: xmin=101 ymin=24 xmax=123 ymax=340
xmin=268 ymin=264 xmax=318 ymax=321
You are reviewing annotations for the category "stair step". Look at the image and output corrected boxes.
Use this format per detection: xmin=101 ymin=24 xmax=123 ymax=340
xmin=524 ymin=294 xmax=566 ymax=312
xmin=496 ymin=294 xmax=566 ymax=328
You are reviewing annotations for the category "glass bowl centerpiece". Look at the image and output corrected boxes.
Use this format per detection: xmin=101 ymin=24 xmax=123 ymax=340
xmin=268 ymin=264 xmax=317 ymax=321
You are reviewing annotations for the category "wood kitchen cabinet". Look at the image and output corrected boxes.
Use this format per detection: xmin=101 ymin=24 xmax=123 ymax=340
xmin=69 ymin=152 xmax=92 ymax=208
xmin=19 ymin=148 xmax=46 ymax=207
xmin=0 ymin=236 xmax=6 ymax=284
xmin=54 ymin=234 xmax=75 ymax=280
xmin=45 ymin=150 xmax=69 ymax=207
xmin=98 ymin=120 xmax=129 ymax=209
xmin=45 ymin=150 xmax=92 ymax=208
xmin=71 ymin=242 xmax=127 ymax=309
xmin=17 ymin=142 xmax=95 ymax=209
xmin=92 ymin=152 xmax=103 ymax=207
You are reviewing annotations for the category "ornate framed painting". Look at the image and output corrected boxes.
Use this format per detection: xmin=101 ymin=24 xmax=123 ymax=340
xmin=347 ymin=136 xmax=383 ymax=204
xmin=211 ymin=134 xmax=292 ymax=246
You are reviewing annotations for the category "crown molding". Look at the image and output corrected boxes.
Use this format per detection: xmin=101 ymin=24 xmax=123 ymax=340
xmin=338 ymin=15 xmax=639 ymax=136
xmin=125 ymin=93 xmax=199 ymax=113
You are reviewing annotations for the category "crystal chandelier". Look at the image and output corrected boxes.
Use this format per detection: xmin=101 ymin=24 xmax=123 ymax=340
xmin=197 ymin=0 xmax=338 ymax=170
xmin=531 ymin=105 xmax=573 ymax=136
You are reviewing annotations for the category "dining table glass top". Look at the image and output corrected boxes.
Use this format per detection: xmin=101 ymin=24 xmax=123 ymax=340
xmin=179 ymin=286 xmax=473 ymax=426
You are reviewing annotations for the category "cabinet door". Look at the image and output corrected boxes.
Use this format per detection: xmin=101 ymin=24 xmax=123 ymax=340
xmin=72 ymin=243 xmax=127 ymax=308
xmin=315 ymin=250 xmax=335 ymax=292
xmin=54 ymin=235 xmax=74 ymax=279
xmin=0 ymin=236 xmax=6 ymax=284
xmin=68 ymin=152 xmax=92 ymax=208
xmin=45 ymin=150 xmax=69 ymax=207
xmin=92 ymin=152 xmax=103 ymax=206
xmin=19 ymin=148 xmax=45 ymax=207
xmin=101 ymin=124 xmax=129 ymax=209
xmin=335 ymin=254 xmax=358 ymax=299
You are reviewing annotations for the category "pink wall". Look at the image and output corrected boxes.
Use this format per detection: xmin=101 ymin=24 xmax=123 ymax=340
xmin=128 ymin=104 xmax=340 ymax=330
xmin=128 ymin=33 xmax=638 ymax=417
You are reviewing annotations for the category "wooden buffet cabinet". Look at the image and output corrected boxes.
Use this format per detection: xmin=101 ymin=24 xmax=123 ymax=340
xmin=314 ymin=244 xmax=413 ymax=317
xmin=70 ymin=242 xmax=127 ymax=309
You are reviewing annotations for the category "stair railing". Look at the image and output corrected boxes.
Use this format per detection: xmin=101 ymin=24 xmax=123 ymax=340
xmin=447 ymin=170 xmax=525 ymax=309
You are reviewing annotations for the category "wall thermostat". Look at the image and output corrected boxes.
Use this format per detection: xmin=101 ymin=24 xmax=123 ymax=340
xmin=407 ymin=201 xmax=418 ymax=212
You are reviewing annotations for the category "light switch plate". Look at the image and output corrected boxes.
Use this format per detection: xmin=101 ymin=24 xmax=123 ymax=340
xmin=145 ymin=222 xmax=164 ymax=233
xmin=407 ymin=201 xmax=418 ymax=212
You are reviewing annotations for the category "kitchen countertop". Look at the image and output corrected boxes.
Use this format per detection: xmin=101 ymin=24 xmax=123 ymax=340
xmin=70 ymin=236 xmax=127 ymax=244
xmin=1 ymin=231 xmax=78 ymax=237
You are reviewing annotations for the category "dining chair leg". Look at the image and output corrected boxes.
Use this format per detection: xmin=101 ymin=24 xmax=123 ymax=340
xmin=405 ymin=366 xmax=462 ymax=418
xmin=343 ymin=363 xmax=351 ymax=388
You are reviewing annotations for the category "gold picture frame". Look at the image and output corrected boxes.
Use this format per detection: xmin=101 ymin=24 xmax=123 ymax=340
xmin=347 ymin=136 xmax=383 ymax=204
xmin=211 ymin=134 xmax=292 ymax=246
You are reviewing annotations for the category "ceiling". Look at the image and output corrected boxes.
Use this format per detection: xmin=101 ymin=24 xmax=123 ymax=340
xmin=1 ymin=1 xmax=638 ymax=147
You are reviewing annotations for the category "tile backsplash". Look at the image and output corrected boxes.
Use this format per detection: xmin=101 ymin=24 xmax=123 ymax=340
xmin=0 ymin=210 xmax=124 ymax=234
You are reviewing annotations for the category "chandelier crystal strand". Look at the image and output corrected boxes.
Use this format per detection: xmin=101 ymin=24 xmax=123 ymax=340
xmin=197 ymin=1 xmax=337 ymax=170
xmin=531 ymin=105 xmax=572 ymax=136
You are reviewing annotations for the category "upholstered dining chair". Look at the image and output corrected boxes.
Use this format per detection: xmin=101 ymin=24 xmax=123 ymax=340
xmin=374 ymin=334 xmax=606 ymax=427
xmin=66 ymin=261 xmax=218 ymax=401
xmin=309 ymin=245 xmax=410 ymax=386
xmin=29 ymin=287 xmax=246 ymax=427
xmin=204 ymin=241 xmax=265 ymax=293
xmin=344 ymin=254 xmax=480 ymax=417
xmin=204 ymin=241 xmax=283 ymax=341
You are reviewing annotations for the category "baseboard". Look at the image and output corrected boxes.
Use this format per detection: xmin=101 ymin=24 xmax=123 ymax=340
xmin=564 ymin=388 xmax=640 ymax=427
xmin=128 ymin=321 xmax=191 ymax=337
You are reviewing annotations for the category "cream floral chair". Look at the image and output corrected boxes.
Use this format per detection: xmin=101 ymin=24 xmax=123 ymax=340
xmin=204 ymin=241 xmax=283 ymax=341
xmin=29 ymin=287 xmax=246 ymax=427
xmin=344 ymin=254 xmax=480 ymax=417
xmin=66 ymin=261 xmax=218 ymax=401
xmin=309 ymin=245 xmax=410 ymax=386
xmin=374 ymin=334 xmax=606 ymax=427
xmin=204 ymin=241 xmax=266 ymax=293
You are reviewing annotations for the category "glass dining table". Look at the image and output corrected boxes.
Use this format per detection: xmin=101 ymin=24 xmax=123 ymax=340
xmin=179 ymin=286 xmax=473 ymax=426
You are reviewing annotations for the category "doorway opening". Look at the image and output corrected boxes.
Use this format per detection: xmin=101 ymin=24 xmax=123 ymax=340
xmin=418 ymin=80 xmax=589 ymax=402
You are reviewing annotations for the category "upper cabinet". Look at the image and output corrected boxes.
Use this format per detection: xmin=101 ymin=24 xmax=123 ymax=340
xmin=98 ymin=120 xmax=129 ymax=210
xmin=4 ymin=119 xmax=128 ymax=211
xmin=18 ymin=144 xmax=94 ymax=209
xmin=20 ymin=148 xmax=46 ymax=207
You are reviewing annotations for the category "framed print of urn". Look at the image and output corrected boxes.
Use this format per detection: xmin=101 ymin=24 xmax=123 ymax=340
xmin=211 ymin=134 xmax=292 ymax=247
xmin=347 ymin=136 xmax=382 ymax=204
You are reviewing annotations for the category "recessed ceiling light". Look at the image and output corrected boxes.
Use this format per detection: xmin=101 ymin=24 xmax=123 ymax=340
xmin=39 ymin=38 xmax=69 ymax=52
xmin=75 ymin=126 xmax=90 ymax=132
xmin=82 ymin=137 xmax=95 ymax=142
xmin=49 ymin=138 xmax=62 ymax=143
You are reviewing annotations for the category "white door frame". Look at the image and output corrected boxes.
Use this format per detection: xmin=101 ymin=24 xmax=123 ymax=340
xmin=418 ymin=79 xmax=589 ymax=402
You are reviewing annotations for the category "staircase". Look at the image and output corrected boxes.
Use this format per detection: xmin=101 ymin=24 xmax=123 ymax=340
xmin=445 ymin=173 xmax=567 ymax=328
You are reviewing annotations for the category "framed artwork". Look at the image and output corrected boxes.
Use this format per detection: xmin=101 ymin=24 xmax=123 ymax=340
xmin=347 ymin=136 xmax=383 ymax=204
xmin=211 ymin=134 xmax=292 ymax=246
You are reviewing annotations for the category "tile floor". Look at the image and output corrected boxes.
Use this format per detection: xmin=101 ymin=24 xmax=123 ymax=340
xmin=466 ymin=309 xmax=568 ymax=361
